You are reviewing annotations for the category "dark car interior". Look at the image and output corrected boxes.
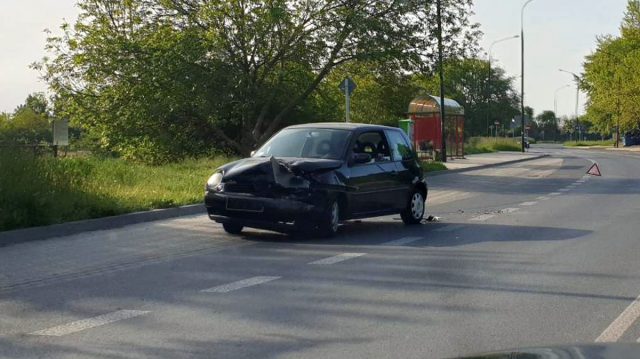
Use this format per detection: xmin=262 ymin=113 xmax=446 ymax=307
xmin=352 ymin=132 xmax=392 ymax=163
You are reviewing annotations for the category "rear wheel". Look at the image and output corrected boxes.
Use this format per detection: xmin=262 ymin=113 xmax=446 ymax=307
xmin=401 ymin=189 xmax=425 ymax=225
xmin=222 ymin=222 xmax=244 ymax=235
xmin=318 ymin=200 xmax=340 ymax=237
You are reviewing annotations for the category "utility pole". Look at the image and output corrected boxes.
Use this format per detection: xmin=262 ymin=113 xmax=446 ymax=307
xmin=436 ymin=0 xmax=446 ymax=162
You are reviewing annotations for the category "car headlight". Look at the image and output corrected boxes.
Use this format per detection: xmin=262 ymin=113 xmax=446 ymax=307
xmin=206 ymin=172 xmax=223 ymax=191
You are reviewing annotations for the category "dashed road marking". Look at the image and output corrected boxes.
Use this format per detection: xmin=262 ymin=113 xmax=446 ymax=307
xmin=519 ymin=201 xmax=538 ymax=206
xmin=434 ymin=224 xmax=465 ymax=232
xmin=30 ymin=310 xmax=150 ymax=336
xmin=558 ymin=188 xmax=571 ymax=192
xmin=382 ymin=236 xmax=423 ymax=246
xmin=501 ymin=207 xmax=520 ymax=214
xmin=549 ymin=192 xmax=562 ymax=196
xmin=595 ymin=293 xmax=640 ymax=342
xmin=536 ymin=196 xmax=550 ymax=201
xmin=202 ymin=276 xmax=281 ymax=293
xmin=470 ymin=214 xmax=495 ymax=222
xmin=309 ymin=253 xmax=366 ymax=265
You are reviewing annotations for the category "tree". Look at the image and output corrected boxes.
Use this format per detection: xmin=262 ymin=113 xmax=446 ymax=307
xmin=0 ymin=94 xmax=52 ymax=145
xmin=582 ymin=0 xmax=640 ymax=135
xmin=38 ymin=0 xmax=481 ymax=162
xmin=535 ymin=110 xmax=559 ymax=141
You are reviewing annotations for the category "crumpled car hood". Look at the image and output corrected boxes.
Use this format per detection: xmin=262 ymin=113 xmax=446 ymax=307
xmin=220 ymin=157 xmax=343 ymax=179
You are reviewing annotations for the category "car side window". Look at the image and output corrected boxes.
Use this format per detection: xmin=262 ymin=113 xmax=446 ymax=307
xmin=352 ymin=131 xmax=392 ymax=164
xmin=385 ymin=130 xmax=413 ymax=161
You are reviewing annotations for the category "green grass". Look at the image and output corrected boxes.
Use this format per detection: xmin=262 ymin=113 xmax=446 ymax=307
xmin=465 ymin=137 xmax=522 ymax=154
xmin=0 ymin=151 xmax=234 ymax=231
xmin=421 ymin=161 xmax=447 ymax=172
xmin=563 ymin=139 xmax=614 ymax=147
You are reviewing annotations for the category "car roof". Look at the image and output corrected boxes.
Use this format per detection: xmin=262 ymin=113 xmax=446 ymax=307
xmin=285 ymin=122 xmax=400 ymax=132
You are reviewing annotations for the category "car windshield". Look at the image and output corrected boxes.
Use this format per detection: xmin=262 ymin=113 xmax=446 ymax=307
xmin=253 ymin=128 xmax=350 ymax=160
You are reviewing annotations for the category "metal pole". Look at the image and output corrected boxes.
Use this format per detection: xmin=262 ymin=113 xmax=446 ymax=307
xmin=521 ymin=0 xmax=535 ymax=152
xmin=437 ymin=0 xmax=447 ymax=163
xmin=487 ymin=56 xmax=491 ymax=136
xmin=345 ymin=84 xmax=350 ymax=123
xmin=574 ymin=82 xmax=580 ymax=141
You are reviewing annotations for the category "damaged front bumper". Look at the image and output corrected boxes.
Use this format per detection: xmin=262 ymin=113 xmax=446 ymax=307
xmin=204 ymin=191 xmax=327 ymax=232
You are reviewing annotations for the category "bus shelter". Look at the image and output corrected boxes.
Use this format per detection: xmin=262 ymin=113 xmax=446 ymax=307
xmin=405 ymin=95 xmax=465 ymax=159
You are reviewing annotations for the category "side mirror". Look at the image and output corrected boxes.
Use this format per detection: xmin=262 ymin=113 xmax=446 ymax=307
xmin=250 ymin=150 xmax=256 ymax=157
xmin=352 ymin=153 xmax=371 ymax=164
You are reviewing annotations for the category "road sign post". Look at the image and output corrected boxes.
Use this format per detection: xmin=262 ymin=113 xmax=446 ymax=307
xmin=339 ymin=78 xmax=357 ymax=123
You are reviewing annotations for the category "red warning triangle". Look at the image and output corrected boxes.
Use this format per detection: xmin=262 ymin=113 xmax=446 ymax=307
xmin=587 ymin=163 xmax=601 ymax=176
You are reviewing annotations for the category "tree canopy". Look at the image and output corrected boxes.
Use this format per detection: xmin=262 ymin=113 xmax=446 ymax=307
xmin=36 ymin=0 xmax=484 ymax=162
xmin=582 ymin=0 xmax=640 ymax=135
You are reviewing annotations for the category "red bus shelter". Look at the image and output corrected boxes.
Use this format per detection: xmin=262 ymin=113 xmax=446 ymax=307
xmin=406 ymin=95 xmax=465 ymax=159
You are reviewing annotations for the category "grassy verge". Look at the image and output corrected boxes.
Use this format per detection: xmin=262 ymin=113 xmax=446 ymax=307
xmin=0 ymin=151 xmax=233 ymax=231
xmin=421 ymin=161 xmax=447 ymax=172
xmin=563 ymin=140 xmax=614 ymax=147
xmin=465 ymin=137 xmax=521 ymax=154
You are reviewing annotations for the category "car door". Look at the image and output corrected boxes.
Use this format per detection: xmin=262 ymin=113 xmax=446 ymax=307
xmin=385 ymin=129 xmax=417 ymax=209
xmin=346 ymin=131 xmax=398 ymax=215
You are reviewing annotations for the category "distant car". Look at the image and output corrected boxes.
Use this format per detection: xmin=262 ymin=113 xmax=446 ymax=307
xmin=204 ymin=123 xmax=428 ymax=237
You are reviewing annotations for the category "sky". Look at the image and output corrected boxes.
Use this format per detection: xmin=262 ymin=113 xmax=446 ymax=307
xmin=0 ymin=0 xmax=629 ymax=118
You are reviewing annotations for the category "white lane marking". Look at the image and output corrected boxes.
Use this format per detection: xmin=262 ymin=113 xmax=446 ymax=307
xmin=434 ymin=224 xmax=465 ymax=232
xmin=309 ymin=253 xmax=366 ymax=265
xmin=549 ymin=192 xmax=562 ymax=196
xmin=202 ymin=276 xmax=281 ymax=293
xmin=595 ymin=293 xmax=640 ymax=342
xmin=519 ymin=201 xmax=538 ymax=206
xmin=558 ymin=188 xmax=571 ymax=192
xmin=30 ymin=310 xmax=149 ymax=337
xmin=470 ymin=214 xmax=495 ymax=221
xmin=536 ymin=196 xmax=550 ymax=201
xmin=501 ymin=207 xmax=520 ymax=214
xmin=382 ymin=236 xmax=423 ymax=246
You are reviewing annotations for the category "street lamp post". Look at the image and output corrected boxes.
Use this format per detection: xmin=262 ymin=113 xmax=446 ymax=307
xmin=487 ymin=35 xmax=519 ymax=137
xmin=559 ymin=69 xmax=581 ymax=142
xmin=521 ymin=0 xmax=536 ymax=152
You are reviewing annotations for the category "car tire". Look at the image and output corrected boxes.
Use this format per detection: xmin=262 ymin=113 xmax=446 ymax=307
xmin=317 ymin=200 xmax=340 ymax=237
xmin=401 ymin=188 xmax=425 ymax=225
xmin=222 ymin=222 xmax=244 ymax=235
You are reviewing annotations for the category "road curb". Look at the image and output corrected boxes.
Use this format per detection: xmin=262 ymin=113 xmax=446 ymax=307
xmin=0 ymin=204 xmax=205 ymax=247
xmin=427 ymin=153 xmax=549 ymax=177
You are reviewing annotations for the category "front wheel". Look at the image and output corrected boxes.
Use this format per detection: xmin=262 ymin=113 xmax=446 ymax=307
xmin=401 ymin=189 xmax=425 ymax=225
xmin=222 ymin=222 xmax=244 ymax=235
xmin=317 ymin=200 xmax=340 ymax=237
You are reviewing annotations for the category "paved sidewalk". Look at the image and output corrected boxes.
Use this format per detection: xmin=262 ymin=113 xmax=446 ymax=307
xmin=442 ymin=152 xmax=546 ymax=171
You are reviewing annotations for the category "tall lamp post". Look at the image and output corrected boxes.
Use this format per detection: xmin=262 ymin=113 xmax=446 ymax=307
xmin=521 ymin=0 xmax=536 ymax=152
xmin=559 ymin=69 xmax=581 ymax=142
xmin=487 ymin=35 xmax=519 ymax=136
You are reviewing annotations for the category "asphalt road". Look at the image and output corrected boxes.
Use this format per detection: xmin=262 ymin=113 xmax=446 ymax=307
xmin=2 ymin=145 xmax=640 ymax=358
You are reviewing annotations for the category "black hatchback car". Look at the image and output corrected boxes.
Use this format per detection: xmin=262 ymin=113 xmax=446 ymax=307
xmin=204 ymin=123 xmax=428 ymax=236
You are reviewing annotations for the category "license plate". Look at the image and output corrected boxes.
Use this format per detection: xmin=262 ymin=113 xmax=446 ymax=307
xmin=226 ymin=197 xmax=264 ymax=212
